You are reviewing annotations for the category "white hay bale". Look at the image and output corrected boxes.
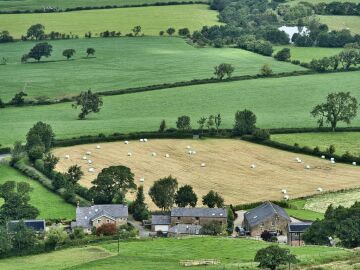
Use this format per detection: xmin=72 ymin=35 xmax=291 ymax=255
xmin=188 ymin=150 xmax=193 ymax=155
xmin=65 ymin=155 xmax=70 ymax=160
xmin=152 ymin=152 xmax=157 ymax=157
xmin=283 ymin=195 xmax=289 ymax=200
xmin=201 ymin=163 xmax=206 ymax=167
xmin=144 ymin=138 xmax=148 ymax=142
xmin=331 ymin=160 xmax=336 ymax=164
xmin=192 ymin=151 xmax=196 ymax=154
xmin=127 ymin=152 xmax=132 ymax=156
xmin=317 ymin=187 xmax=323 ymax=192
xmin=250 ymin=164 xmax=256 ymax=169
xmin=86 ymin=151 xmax=91 ymax=155
xmin=165 ymin=154 xmax=170 ymax=158
xmin=88 ymin=160 xmax=92 ymax=164
xmin=297 ymin=159 xmax=302 ymax=163
xmin=305 ymin=165 xmax=311 ymax=169
xmin=139 ymin=177 xmax=145 ymax=183
xmin=124 ymin=141 xmax=129 ymax=144
xmin=330 ymin=157 xmax=335 ymax=161
xmin=96 ymin=145 xmax=101 ymax=149
xmin=321 ymin=155 xmax=325 ymax=159
xmin=295 ymin=157 xmax=300 ymax=161
xmin=186 ymin=146 xmax=191 ymax=149
xmin=88 ymin=168 xmax=95 ymax=173
xmin=82 ymin=156 xmax=87 ymax=160
xmin=281 ymin=189 xmax=287 ymax=194
xmin=352 ymin=162 xmax=357 ymax=166
xmin=140 ymin=139 xmax=144 ymax=142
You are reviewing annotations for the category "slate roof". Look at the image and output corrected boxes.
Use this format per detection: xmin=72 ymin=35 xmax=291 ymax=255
xmin=151 ymin=215 xmax=171 ymax=225
xmin=288 ymin=222 xmax=312 ymax=233
xmin=244 ymin=202 xmax=291 ymax=227
xmin=168 ymin=224 xmax=202 ymax=235
xmin=8 ymin=220 xmax=46 ymax=232
xmin=171 ymin=208 xmax=227 ymax=218
xmin=73 ymin=204 xmax=128 ymax=229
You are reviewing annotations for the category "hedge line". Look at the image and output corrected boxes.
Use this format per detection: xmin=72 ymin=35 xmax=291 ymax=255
xmin=0 ymin=1 xmax=207 ymax=14
xmin=13 ymin=159 xmax=89 ymax=206
xmin=0 ymin=147 xmax=11 ymax=154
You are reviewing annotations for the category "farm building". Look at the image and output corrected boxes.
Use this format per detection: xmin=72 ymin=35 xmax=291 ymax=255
xmin=287 ymin=222 xmax=313 ymax=246
xmin=71 ymin=204 xmax=128 ymax=233
xmin=243 ymin=202 xmax=291 ymax=237
xmin=151 ymin=215 xmax=171 ymax=233
xmin=171 ymin=207 xmax=227 ymax=227
xmin=168 ymin=224 xmax=202 ymax=237
xmin=7 ymin=220 xmax=46 ymax=233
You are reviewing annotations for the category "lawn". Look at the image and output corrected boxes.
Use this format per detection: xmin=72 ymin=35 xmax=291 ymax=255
xmin=273 ymin=46 xmax=344 ymax=63
xmin=0 ymin=37 xmax=305 ymax=100
xmin=0 ymin=5 xmax=219 ymax=39
xmin=0 ymin=164 xmax=75 ymax=219
xmin=318 ymin=15 xmax=360 ymax=35
xmin=0 ymin=0 xmax=204 ymax=12
xmin=0 ymin=71 xmax=359 ymax=147
xmin=272 ymin=132 xmax=360 ymax=156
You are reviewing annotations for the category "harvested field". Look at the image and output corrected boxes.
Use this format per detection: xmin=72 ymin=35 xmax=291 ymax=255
xmin=53 ymin=139 xmax=360 ymax=209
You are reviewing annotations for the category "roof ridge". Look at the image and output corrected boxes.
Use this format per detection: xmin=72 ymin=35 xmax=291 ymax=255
xmin=268 ymin=201 xmax=278 ymax=215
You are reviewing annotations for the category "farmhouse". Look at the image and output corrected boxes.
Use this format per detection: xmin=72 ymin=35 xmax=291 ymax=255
xmin=287 ymin=222 xmax=313 ymax=246
xmin=243 ymin=202 xmax=291 ymax=236
xmin=71 ymin=204 xmax=128 ymax=233
xmin=171 ymin=207 xmax=227 ymax=227
xmin=7 ymin=220 xmax=46 ymax=234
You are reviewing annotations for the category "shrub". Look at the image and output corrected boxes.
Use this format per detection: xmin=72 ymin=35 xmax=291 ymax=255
xmin=199 ymin=221 xmax=223 ymax=235
xmin=260 ymin=64 xmax=273 ymax=76
xmin=96 ymin=223 xmax=117 ymax=236
xmin=252 ymin=129 xmax=270 ymax=141
xmin=274 ymin=48 xmax=291 ymax=61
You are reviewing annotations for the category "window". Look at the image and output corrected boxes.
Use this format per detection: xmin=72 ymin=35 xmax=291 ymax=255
xmin=195 ymin=217 xmax=199 ymax=220
xmin=98 ymin=220 xmax=101 ymax=224
xmin=177 ymin=217 xmax=181 ymax=220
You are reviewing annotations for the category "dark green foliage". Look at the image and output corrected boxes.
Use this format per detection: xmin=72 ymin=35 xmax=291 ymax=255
xmin=0 ymin=226 xmax=11 ymax=255
xmin=311 ymin=92 xmax=358 ymax=131
xmin=314 ymin=2 xmax=360 ymax=16
xmin=90 ymin=165 xmax=136 ymax=204
xmin=326 ymin=144 xmax=336 ymax=155
xmin=27 ymin=24 xmax=45 ymax=40
xmin=132 ymin=25 xmax=142 ymax=36
xmin=10 ymin=91 xmax=27 ymax=106
xmin=175 ymin=185 xmax=197 ymax=207
xmin=62 ymin=48 xmax=76 ymax=60
xmin=26 ymin=121 xmax=55 ymax=153
xmin=197 ymin=116 xmax=207 ymax=134
xmin=0 ymin=98 xmax=4 ymax=108
xmin=44 ymin=225 xmax=68 ymax=251
xmin=0 ymin=30 xmax=13 ymax=43
xmin=86 ymin=47 xmax=95 ymax=57
xmin=254 ymin=245 xmax=297 ymax=270
xmin=166 ymin=27 xmax=175 ymax=36
xmin=199 ymin=221 xmax=223 ymax=235
xmin=252 ymin=129 xmax=270 ymax=141
xmin=214 ymin=63 xmax=234 ymax=79
xmin=236 ymin=35 xmax=273 ymax=56
xmin=69 ymin=226 xmax=85 ymax=240
xmin=158 ymin=119 xmax=167 ymax=132
xmin=274 ymin=48 xmax=291 ymax=61
xmin=131 ymin=186 xmax=149 ymax=221
xmin=27 ymin=144 xmax=45 ymax=161
xmin=178 ymin=28 xmax=190 ymax=37
xmin=202 ymin=190 xmax=224 ymax=208
xmin=72 ymin=89 xmax=103 ymax=120
xmin=176 ymin=115 xmax=191 ymax=130
xmin=65 ymin=165 xmax=83 ymax=185
xmin=11 ymin=221 xmax=38 ymax=251
xmin=260 ymin=64 xmax=273 ymax=76
xmin=28 ymin=42 xmax=53 ymax=61
xmin=227 ymin=207 xmax=234 ymax=233
xmin=233 ymin=109 xmax=257 ymax=136
xmin=149 ymin=176 xmax=178 ymax=211
xmin=43 ymin=153 xmax=59 ymax=174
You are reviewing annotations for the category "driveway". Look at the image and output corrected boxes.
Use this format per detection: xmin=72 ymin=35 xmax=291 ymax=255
xmin=232 ymin=210 xmax=246 ymax=236
xmin=128 ymin=220 xmax=150 ymax=238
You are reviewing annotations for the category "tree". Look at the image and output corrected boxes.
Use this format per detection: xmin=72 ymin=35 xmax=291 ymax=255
xmin=202 ymin=190 xmax=224 ymax=208
xmin=62 ymin=48 xmax=76 ymax=60
xmin=26 ymin=121 xmax=55 ymax=152
xmin=26 ymin=24 xmax=45 ymax=40
xmin=149 ymin=176 xmax=178 ymax=211
xmin=339 ymin=49 xmax=359 ymax=70
xmin=28 ymin=42 xmax=53 ymax=62
xmin=86 ymin=48 xmax=95 ymax=57
xmin=21 ymin=54 xmax=29 ymax=63
xmin=65 ymin=165 xmax=83 ymax=185
xmin=166 ymin=27 xmax=176 ymax=36
xmin=158 ymin=119 xmax=167 ymax=132
xmin=260 ymin=64 xmax=273 ymax=76
xmin=206 ymin=115 xmax=215 ymax=131
xmin=0 ymin=181 xmax=39 ymax=223
xmin=0 ymin=98 xmax=4 ymax=109
xmin=178 ymin=28 xmax=190 ymax=37
xmin=45 ymin=225 xmax=69 ymax=250
xmin=132 ymin=26 xmax=142 ymax=36
xmin=199 ymin=221 xmax=223 ymax=235
xmin=0 ymin=226 xmax=11 ymax=255
xmin=175 ymin=185 xmax=197 ymax=207
xmin=72 ymin=89 xmax=103 ymax=120
xmin=10 ymin=91 xmax=27 ymax=106
xmin=252 ymin=129 xmax=270 ymax=141
xmin=11 ymin=221 xmax=37 ymax=252
xmin=0 ymin=30 xmax=13 ymax=43
xmin=233 ymin=109 xmax=257 ymax=135
xmin=214 ymin=63 xmax=234 ymax=80
xmin=311 ymin=92 xmax=358 ymax=131
xmin=227 ymin=207 xmax=235 ymax=233
xmin=159 ymin=30 xmax=164 ymax=36
xmin=254 ymin=245 xmax=297 ymax=270
xmin=43 ymin=153 xmax=59 ymax=174
xmin=214 ymin=113 xmax=222 ymax=133
xmin=197 ymin=116 xmax=207 ymax=134
xmin=176 ymin=115 xmax=191 ymax=130
xmin=274 ymin=48 xmax=291 ymax=61
xmin=90 ymin=165 xmax=136 ymax=204
xmin=131 ymin=186 xmax=149 ymax=221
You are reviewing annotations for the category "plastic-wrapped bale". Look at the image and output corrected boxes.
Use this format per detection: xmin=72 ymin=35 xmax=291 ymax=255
xmin=321 ymin=155 xmax=325 ymax=159
xmin=86 ymin=151 xmax=91 ymax=155
xmin=331 ymin=160 xmax=336 ymax=164
xmin=188 ymin=150 xmax=193 ymax=155
xmin=281 ymin=189 xmax=287 ymax=194
xmin=330 ymin=157 xmax=335 ymax=161
xmin=165 ymin=154 xmax=170 ymax=158
xmin=305 ymin=165 xmax=311 ymax=169
xmin=88 ymin=160 xmax=92 ymax=164
xmin=96 ymin=145 xmax=101 ymax=149
xmin=352 ymin=162 xmax=357 ymax=166
xmin=124 ymin=141 xmax=129 ymax=144
xmin=127 ymin=152 xmax=132 ymax=157
xmin=82 ymin=156 xmax=87 ymax=160
xmin=144 ymin=138 xmax=148 ymax=142
xmin=152 ymin=152 xmax=157 ymax=157
xmin=139 ymin=177 xmax=145 ymax=183
xmin=192 ymin=151 xmax=196 ymax=154
xmin=88 ymin=168 xmax=95 ymax=173
xmin=201 ymin=163 xmax=206 ymax=167
xmin=297 ymin=159 xmax=302 ymax=163
xmin=250 ymin=164 xmax=256 ymax=169
xmin=140 ymin=139 xmax=144 ymax=142
xmin=186 ymin=146 xmax=191 ymax=149
xmin=317 ymin=187 xmax=323 ymax=192
xmin=283 ymin=195 xmax=289 ymax=200
xmin=65 ymin=154 xmax=70 ymax=160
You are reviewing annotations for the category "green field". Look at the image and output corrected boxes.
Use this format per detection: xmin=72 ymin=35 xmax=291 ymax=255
xmin=0 ymin=5 xmax=219 ymax=39
xmin=272 ymin=132 xmax=360 ymax=156
xmin=318 ymin=15 xmax=360 ymax=35
xmin=0 ymin=71 xmax=359 ymax=147
xmin=0 ymin=37 xmax=305 ymax=100
xmin=288 ymin=0 xmax=360 ymax=5
xmin=0 ymin=0 xmax=203 ymax=12
xmin=0 ymin=164 xmax=75 ymax=219
xmin=0 ymin=237 xmax=352 ymax=270
xmin=274 ymin=46 xmax=344 ymax=63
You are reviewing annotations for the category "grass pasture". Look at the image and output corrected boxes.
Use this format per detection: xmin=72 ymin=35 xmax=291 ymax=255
xmin=53 ymin=139 xmax=360 ymax=209
xmin=0 ymin=164 xmax=75 ymax=219
xmin=0 ymin=71 xmax=359 ymax=147
xmin=0 ymin=37 xmax=305 ymax=100
xmin=0 ymin=5 xmax=219 ymax=39
xmin=318 ymin=15 xmax=360 ymax=35
xmin=272 ymin=132 xmax=360 ymax=156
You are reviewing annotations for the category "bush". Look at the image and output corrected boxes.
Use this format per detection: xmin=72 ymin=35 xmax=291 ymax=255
xmin=199 ymin=221 xmax=223 ymax=235
xmin=96 ymin=223 xmax=117 ymax=236
xmin=252 ymin=129 xmax=270 ymax=141
xmin=274 ymin=48 xmax=291 ymax=61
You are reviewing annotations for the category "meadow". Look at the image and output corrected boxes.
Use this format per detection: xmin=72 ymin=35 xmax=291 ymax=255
xmin=0 ymin=237 xmax=352 ymax=270
xmin=53 ymin=139 xmax=360 ymax=210
xmin=0 ymin=5 xmax=219 ymax=39
xmin=273 ymin=46 xmax=344 ymax=63
xmin=318 ymin=15 xmax=360 ymax=35
xmin=0 ymin=0 xmax=202 ymax=12
xmin=0 ymin=71 xmax=359 ymax=147
xmin=289 ymin=0 xmax=360 ymax=5
xmin=272 ymin=132 xmax=360 ymax=156
xmin=0 ymin=37 xmax=305 ymax=100
xmin=0 ymin=164 xmax=75 ymax=219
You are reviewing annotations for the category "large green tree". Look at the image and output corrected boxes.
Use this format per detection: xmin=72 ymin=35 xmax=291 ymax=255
xmin=26 ymin=24 xmax=45 ymax=40
xmin=311 ymin=92 xmax=358 ymax=131
xmin=214 ymin=63 xmax=234 ymax=80
xmin=28 ymin=42 xmax=53 ymax=62
xmin=90 ymin=166 xmax=136 ymax=204
xmin=26 ymin=121 xmax=55 ymax=152
xmin=176 ymin=115 xmax=191 ymax=131
xmin=149 ymin=176 xmax=178 ymax=211
xmin=131 ymin=186 xmax=149 ymax=221
xmin=73 ymin=90 xmax=103 ymax=120
xmin=254 ymin=245 xmax=297 ymax=270
xmin=65 ymin=165 xmax=83 ymax=185
xmin=62 ymin=48 xmax=76 ymax=60
xmin=175 ymin=185 xmax=197 ymax=207
xmin=202 ymin=190 xmax=224 ymax=208
xmin=233 ymin=109 xmax=257 ymax=135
